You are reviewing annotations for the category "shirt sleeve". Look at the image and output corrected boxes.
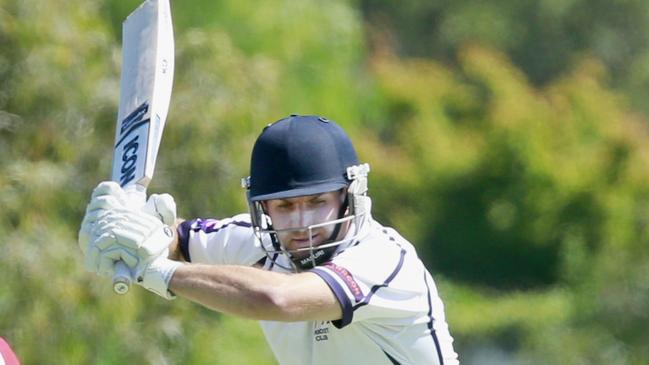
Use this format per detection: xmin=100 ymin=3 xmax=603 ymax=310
xmin=176 ymin=213 xmax=266 ymax=266
xmin=310 ymin=230 xmax=430 ymax=329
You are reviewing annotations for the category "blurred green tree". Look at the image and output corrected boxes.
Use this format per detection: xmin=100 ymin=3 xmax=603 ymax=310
xmin=360 ymin=0 xmax=649 ymax=116
xmin=361 ymin=45 xmax=649 ymax=362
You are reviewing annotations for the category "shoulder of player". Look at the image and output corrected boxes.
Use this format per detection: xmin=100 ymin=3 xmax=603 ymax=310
xmin=332 ymin=220 xmax=416 ymax=269
xmin=321 ymin=225 xmax=427 ymax=297
xmin=358 ymin=219 xmax=416 ymax=253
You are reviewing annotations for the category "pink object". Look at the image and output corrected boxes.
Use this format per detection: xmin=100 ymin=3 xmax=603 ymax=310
xmin=0 ymin=337 xmax=20 ymax=365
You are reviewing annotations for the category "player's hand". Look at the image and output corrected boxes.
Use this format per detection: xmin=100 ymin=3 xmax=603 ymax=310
xmin=84 ymin=207 xmax=176 ymax=277
xmin=79 ymin=181 xmax=179 ymax=274
xmin=79 ymin=182 xmax=177 ymax=252
xmin=78 ymin=181 xmax=131 ymax=256
xmin=143 ymin=193 xmax=177 ymax=226
xmin=132 ymin=250 xmax=183 ymax=300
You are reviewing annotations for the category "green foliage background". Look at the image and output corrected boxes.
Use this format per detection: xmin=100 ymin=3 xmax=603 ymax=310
xmin=2 ymin=0 xmax=649 ymax=363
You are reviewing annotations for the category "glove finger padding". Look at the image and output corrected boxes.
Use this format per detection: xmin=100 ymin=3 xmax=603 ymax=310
xmin=85 ymin=225 xmax=175 ymax=276
xmin=143 ymin=193 xmax=177 ymax=225
xmin=79 ymin=181 xmax=129 ymax=254
xmin=84 ymin=240 xmax=102 ymax=273
xmin=95 ymin=210 xmax=175 ymax=269
xmin=79 ymin=182 xmax=180 ymax=283
xmin=83 ymin=207 xmax=175 ymax=275
xmin=98 ymin=254 xmax=117 ymax=277
xmin=99 ymin=246 xmax=140 ymax=275
xmin=85 ymin=232 xmax=115 ymax=274
xmin=91 ymin=181 xmax=127 ymax=203
xmin=79 ymin=204 xmax=108 ymax=255
xmin=86 ymin=194 xmax=127 ymax=213
xmin=109 ymin=211 xmax=170 ymax=250
xmin=78 ymin=223 xmax=92 ymax=255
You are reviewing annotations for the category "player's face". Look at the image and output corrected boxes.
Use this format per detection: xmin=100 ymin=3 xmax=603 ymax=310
xmin=264 ymin=191 xmax=347 ymax=259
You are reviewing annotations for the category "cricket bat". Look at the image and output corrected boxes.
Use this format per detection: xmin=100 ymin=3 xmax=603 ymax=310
xmin=110 ymin=0 xmax=174 ymax=294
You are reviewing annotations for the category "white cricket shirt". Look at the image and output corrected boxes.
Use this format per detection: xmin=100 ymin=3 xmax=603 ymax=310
xmin=178 ymin=210 xmax=459 ymax=365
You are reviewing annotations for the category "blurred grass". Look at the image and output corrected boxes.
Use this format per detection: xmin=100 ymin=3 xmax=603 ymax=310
xmin=440 ymin=280 xmax=571 ymax=336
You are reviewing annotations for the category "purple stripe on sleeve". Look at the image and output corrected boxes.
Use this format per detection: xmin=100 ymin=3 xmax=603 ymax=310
xmin=196 ymin=218 xmax=252 ymax=233
xmin=424 ymin=270 xmax=444 ymax=365
xmin=311 ymin=268 xmax=354 ymax=328
xmin=176 ymin=218 xmax=254 ymax=262
xmin=199 ymin=219 xmax=252 ymax=233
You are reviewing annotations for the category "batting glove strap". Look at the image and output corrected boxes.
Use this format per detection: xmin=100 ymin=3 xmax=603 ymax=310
xmin=136 ymin=256 xmax=183 ymax=300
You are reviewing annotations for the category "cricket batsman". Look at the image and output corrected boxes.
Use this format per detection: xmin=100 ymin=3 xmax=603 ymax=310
xmin=79 ymin=115 xmax=459 ymax=364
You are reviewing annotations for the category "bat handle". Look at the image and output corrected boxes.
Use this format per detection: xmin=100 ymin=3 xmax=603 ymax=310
xmin=111 ymin=184 xmax=146 ymax=294
xmin=113 ymin=260 xmax=133 ymax=294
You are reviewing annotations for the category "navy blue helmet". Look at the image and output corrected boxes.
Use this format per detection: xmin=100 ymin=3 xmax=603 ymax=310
xmin=242 ymin=115 xmax=371 ymax=271
xmin=248 ymin=115 xmax=359 ymax=201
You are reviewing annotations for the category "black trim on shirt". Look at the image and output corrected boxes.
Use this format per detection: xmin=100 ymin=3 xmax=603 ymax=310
xmin=424 ymin=270 xmax=444 ymax=365
xmin=177 ymin=220 xmax=194 ymax=262
xmin=311 ymin=269 xmax=354 ymax=328
xmin=383 ymin=350 xmax=401 ymax=365
xmin=353 ymin=247 xmax=406 ymax=311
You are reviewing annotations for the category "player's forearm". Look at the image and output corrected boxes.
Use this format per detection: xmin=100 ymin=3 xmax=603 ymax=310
xmin=168 ymin=264 xmax=340 ymax=322
xmin=170 ymin=264 xmax=294 ymax=320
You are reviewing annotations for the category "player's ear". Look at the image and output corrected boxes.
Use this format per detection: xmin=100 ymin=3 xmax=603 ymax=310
xmin=339 ymin=188 xmax=346 ymax=202
xmin=336 ymin=188 xmax=350 ymax=215
xmin=338 ymin=188 xmax=348 ymax=207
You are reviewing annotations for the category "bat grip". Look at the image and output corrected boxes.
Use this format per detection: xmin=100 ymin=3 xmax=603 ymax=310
xmin=110 ymin=184 xmax=145 ymax=294
xmin=113 ymin=261 xmax=133 ymax=294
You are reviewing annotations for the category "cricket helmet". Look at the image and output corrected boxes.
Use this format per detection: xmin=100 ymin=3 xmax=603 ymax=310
xmin=247 ymin=114 xmax=359 ymax=201
xmin=242 ymin=114 xmax=371 ymax=271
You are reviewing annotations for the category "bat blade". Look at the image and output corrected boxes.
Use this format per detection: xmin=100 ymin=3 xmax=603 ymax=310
xmin=110 ymin=0 xmax=174 ymax=294
xmin=112 ymin=0 xmax=174 ymax=192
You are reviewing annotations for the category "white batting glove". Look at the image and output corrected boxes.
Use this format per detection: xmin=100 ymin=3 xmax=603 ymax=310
xmin=129 ymin=193 xmax=183 ymax=299
xmin=133 ymin=250 xmax=183 ymax=300
xmin=85 ymin=208 xmax=176 ymax=276
xmin=143 ymin=193 xmax=177 ymax=226
xmin=79 ymin=182 xmax=177 ymax=253
xmin=79 ymin=181 xmax=180 ymax=277
xmin=78 ymin=181 xmax=130 ymax=256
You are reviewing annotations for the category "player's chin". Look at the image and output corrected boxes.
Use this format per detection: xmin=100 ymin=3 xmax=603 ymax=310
xmin=290 ymin=248 xmax=324 ymax=263
xmin=288 ymin=240 xmax=324 ymax=256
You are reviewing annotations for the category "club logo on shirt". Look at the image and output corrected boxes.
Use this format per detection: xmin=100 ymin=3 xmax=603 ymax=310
xmin=314 ymin=321 xmax=330 ymax=342
xmin=322 ymin=262 xmax=363 ymax=302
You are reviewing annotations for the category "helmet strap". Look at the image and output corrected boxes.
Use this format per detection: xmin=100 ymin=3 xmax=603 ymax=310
xmin=324 ymin=192 xmax=349 ymax=243
xmin=259 ymin=205 xmax=282 ymax=252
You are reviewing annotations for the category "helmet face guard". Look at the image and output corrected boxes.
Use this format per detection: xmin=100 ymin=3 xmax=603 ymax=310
xmin=242 ymin=115 xmax=370 ymax=271
xmin=252 ymin=208 xmax=361 ymax=271
xmin=244 ymin=163 xmax=371 ymax=271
